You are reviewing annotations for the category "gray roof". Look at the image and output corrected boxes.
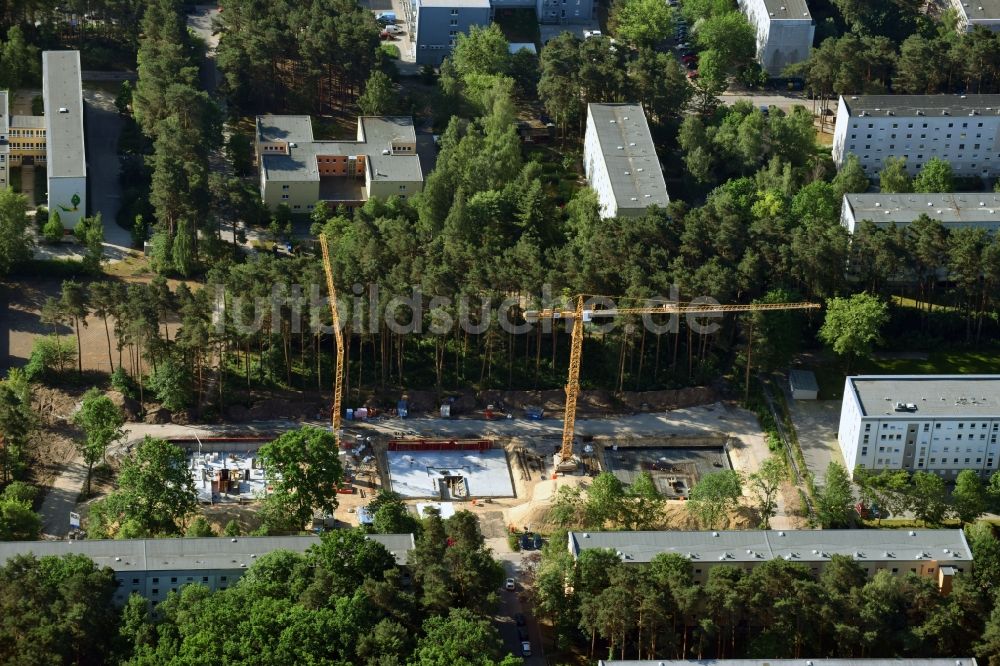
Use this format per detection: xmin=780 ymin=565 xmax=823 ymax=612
xmin=849 ymin=376 xmax=1000 ymax=418
xmin=42 ymin=51 xmax=86 ymax=179
xmin=845 ymin=193 xmax=1000 ymax=228
xmin=955 ymin=0 xmax=1000 ymax=21
xmin=568 ymin=529 xmax=972 ymax=564
xmin=258 ymin=115 xmax=422 ymax=185
xmin=10 ymin=115 xmax=46 ymax=128
xmin=597 ymin=657 xmax=976 ymax=666
xmin=587 ymin=103 xmax=669 ymax=212
xmin=789 ymin=369 xmax=819 ymax=392
xmin=758 ymin=0 xmax=812 ymax=20
xmin=842 ymin=94 xmax=1000 ymax=118
xmin=0 ymin=534 xmax=417 ymax=571
xmin=257 ymin=114 xmax=315 ymax=144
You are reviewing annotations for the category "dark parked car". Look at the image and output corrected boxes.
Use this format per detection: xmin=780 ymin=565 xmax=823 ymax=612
xmin=520 ymin=532 xmax=534 ymax=550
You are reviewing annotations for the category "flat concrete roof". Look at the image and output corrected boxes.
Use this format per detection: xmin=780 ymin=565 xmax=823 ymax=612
xmin=387 ymin=449 xmax=515 ymax=498
xmin=568 ymin=529 xmax=972 ymax=564
xmin=42 ymin=51 xmax=86 ymax=179
xmin=10 ymin=115 xmax=46 ymax=128
xmin=597 ymin=657 xmax=977 ymax=666
xmin=790 ymin=369 xmax=819 ymax=392
xmin=588 ymin=103 xmax=669 ymax=212
xmin=257 ymin=114 xmax=315 ymax=144
xmin=758 ymin=0 xmax=811 ymax=19
xmin=846 ymin=193 xmax=1000 ymax=227
xmin=955 ymin=0 xmax=1000 ymax=21
xmin=849 ymin=376 xmax=1000 ymax=417
xmin=842 ymin=94 xmax=1000 ymax=118
xmin=0 ymin=534 xmax=416 ymax=570
xmin=258 ymin=115 xmax=423 ymax=185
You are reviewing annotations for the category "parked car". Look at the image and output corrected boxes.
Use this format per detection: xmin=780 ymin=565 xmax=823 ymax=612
xmin=384 ymin=23 xmax=403 ymax=34
xmin=520 ymin=532 xmax=534 ymax=550
xmin=505 ymin=577 xmax=516 ymax=591
xmin=687 ymin=70 xmax=699 ymax=79
xmin=532 ymin=533 xmax=543 ymax=549
xmin=521 ymin=641 xmax=532 ymax=657
xmin=583 ymin=29 xmax=602 ymax=39
xmin=375 ymin=11 xmax=396 ymax=23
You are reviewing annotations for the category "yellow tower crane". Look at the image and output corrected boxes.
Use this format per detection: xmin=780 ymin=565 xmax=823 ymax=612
xmin=524 ymin=296 xmax=821 ymax=468
xmin=318 ymin=233 xmax=345 ymax=434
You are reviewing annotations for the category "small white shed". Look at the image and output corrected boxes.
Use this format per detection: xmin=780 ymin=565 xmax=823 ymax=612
xmin=789 ymin=369 xmax=819 ymax=400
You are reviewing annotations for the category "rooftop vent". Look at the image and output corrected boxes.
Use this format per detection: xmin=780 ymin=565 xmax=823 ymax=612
xmin=382 ymin=149 xmax=390 ymax=155
xmin=910 ymin=530 xmax=916 ymax=536
xmin=289 ymin=142 xmax=296 ymax=148
xmin=609 ymin=119 xmax=616 ymax=124
xmin=778 ymin=531 xmax=785 ymax=536
xmin=617 ymin=145 xmax=624 ymax=150
xmin=231 ymin=538 xmax=238 ymax=543
xmin=712 ymin=531 xmax=719 ymax=537
xmin=624 ymin=171 xmax=630 ymax=175
xmin=58 ymin=107 xmax=68 ymax=113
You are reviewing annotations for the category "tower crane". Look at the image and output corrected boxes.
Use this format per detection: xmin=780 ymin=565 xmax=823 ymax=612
xmin=524 ymin=296 xmax=821 ymax=468
xmin=318 ymin=233 xmax=345 ymax=435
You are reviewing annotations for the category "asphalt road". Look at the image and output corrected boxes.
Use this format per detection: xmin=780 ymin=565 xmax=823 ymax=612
xmin=83 ymin=88 xmax=131 ymax=256
xmin=488 ymin=537 xmax=545 ymax=665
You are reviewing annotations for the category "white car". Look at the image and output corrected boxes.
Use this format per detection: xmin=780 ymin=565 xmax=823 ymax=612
xmin=384 ymin=23 xmax=404 ymax=34
xmin=521 ymin=641 xmax=532 ymax=657
xmin=505 ymin=577 xmax=516 ymax=591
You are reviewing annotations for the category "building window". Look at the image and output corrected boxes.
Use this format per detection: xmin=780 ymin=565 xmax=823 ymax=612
xmin=152 ymin=589 xmax=159 ymax=595
xmin=202 ymin=577 xmax=209 ymax=582
xmin=132 ymin=578 xmax=139 ymax=585
xmin=281 ymin=194 xmax=289 ymax=199
xmin=152 ymin=578 xmax=159 ymax=584
xmin=171 ymin=577 xmax=177 ymax=583
xmin=450 ymin=18 xmax=457 ymax=25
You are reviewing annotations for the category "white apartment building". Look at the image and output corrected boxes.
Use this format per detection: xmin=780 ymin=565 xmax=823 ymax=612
xmin=949 ymin=0 xmax=1000 ymax=31
xmin=0 ymin=534 xmax=416 ymax=606
xmin=838 ymin=375 xmax=1000 ymax=479
xmin=600 ymin=660 xmax=978 ymax=666
xmin=737 ymin=0 xmax=815 ymax=76
xmin=832 ymin=94 xmax=1000 ymax=180
xmin=841 ymin=193 xmax=1000 ymax=234
xmin=583 ymin=103 xmax=669 ymax=219
xmin=568 ymin=530 xmax=971 ymax=591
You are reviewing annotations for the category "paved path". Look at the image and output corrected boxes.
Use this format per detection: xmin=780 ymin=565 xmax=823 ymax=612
xmin=39 ymin=455 xmax=86 ymax=538
xmin=82 ymin=71 xmax=136 ymax=82
xmin=83 ymin=88 xmax=131 ymax=259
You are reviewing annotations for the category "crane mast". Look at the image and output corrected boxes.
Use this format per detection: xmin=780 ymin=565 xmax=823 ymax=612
xmin=525 ymin=298 xmax=821 ymax=467
xmin=318 ymin=233 xmax=345 ymax=434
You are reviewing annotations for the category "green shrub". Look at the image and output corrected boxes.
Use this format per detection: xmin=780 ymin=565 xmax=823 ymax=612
xmin=42 ymin=211 xmax=64 ymax=244
xmin=24 ymin=335 xmax=76 ymax=382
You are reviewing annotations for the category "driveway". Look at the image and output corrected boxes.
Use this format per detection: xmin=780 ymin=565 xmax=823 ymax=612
xmin=720 ymin=90 xmax=818 ymax=115
xmin=186 ymin=6 xmax=221 ymax=93
xmin=83 ymin=88 xmax=131 ymax=258
xmin=786 ymin=397 xmax=846 ymax=486
xmin=488 ymin=537 xmax=545 ymax=665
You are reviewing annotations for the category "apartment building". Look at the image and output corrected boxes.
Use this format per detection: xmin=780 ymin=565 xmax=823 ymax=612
xmin=413 ymin=0 xmax=491 ymax=66
xmin=567 ymin=529 xmax=971 ymax=590
xmin=0 ymin=51 xmax=86 ymax=229
xmin=841 ymin=193 xmax=1000 ymax=234
xmin=949 ymin=0 xmax=1000 ymax=31
xmin=737 ymin=0 xmax=815 ymax=76
xmin=597 ymin=657 xmax=978 ymax=666
xmin=255 ymin=114 xmax=423 ymax=212
xmin=838 ymin=375 xmax=1000 ymax=479
xmin=0 ymin=534 xmax=416 ymax=606
xmin=583 ymin=103 xmax=669 ymax=219
xmin=832 ymin=94 xmax=1000 ymax=180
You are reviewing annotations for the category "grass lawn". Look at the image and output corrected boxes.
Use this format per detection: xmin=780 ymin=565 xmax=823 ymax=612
xmin=493 ymin=8 xmax=541 ymax=45
xmin=813 ymin=347 xmax=1000 ymax=400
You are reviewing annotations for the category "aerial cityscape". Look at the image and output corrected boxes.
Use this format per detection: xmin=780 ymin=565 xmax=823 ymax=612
xmin=0 ymin=0 xmax=999 ymax=664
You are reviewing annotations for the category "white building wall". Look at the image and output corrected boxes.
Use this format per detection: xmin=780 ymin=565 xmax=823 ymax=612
xmin=832 ymin=96 xmax=851 ymax=167
xmin=737 ymin=0 xmax=814 ymax=76
xmin=832 ymin=98 xmax=1000 ymax=178
xmin=47 ymin=175 xmax=86 ymax=228
xmin=583 ymin=109 xmax=618 ymax=219
xmin=840 ymin=195 xmax=858 ymax=233
xmin=839 ymin=382 xmax=1000 ymax=479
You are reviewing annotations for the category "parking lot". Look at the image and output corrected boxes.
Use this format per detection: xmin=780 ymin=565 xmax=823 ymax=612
xmin=364 ymin=0 xmax=417 ymax=63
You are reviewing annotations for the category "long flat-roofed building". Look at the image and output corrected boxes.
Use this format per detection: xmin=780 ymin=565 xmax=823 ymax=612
xmin=583 ymin=103 xmax=669 ymax=219
xmin=838 ymin=375 xmax=1000 ymax=478
xmin=832 ymin=94 xmax=1000 ymax=180
xmin=841 ymin=193 xmax=1000 ymax=234
xmin=413 ymin=0 xmax=491 ymax=65
xmin=0 ymin=534 xmax=416 ymax=606
xmin=597 ymin=657 xmax=978 ymax=666
xmin=568 ymin=529 xmax=971 ymax=589
xmin=737 ymin=0 xmax=815 ymax=76
xmin=256 ymin=114 xmax=423 ymax=213
xmin=949 ymin=0 xmax=1000 ymax=31
xmin=42 ymin=50 xmax=87 ymax=228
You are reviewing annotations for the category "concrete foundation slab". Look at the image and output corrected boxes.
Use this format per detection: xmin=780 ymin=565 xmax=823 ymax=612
xmin=388 ymin=449 xmax=515 ymax=498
